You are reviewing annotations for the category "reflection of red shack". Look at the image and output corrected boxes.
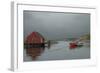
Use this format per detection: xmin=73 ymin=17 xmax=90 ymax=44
xmin=25 ymin=32 xmax=45 ymax=60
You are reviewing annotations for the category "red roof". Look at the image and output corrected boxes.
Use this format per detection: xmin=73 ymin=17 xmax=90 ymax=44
xmin=25 ymin=32 xmax=44 ymax=43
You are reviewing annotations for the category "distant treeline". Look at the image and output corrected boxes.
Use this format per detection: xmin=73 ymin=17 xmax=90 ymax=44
xmin=46 ymin=38 xmax=77 ymax=42
xmin=65 ymin=38 xmax=77 ymax=41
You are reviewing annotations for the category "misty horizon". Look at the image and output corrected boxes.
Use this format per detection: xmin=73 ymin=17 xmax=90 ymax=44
xmin=24 ymin=10 xmax=90 ymax=40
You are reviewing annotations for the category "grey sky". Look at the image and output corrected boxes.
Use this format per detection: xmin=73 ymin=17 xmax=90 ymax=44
xmin=24 ymin=11 xmax=90 ymax=40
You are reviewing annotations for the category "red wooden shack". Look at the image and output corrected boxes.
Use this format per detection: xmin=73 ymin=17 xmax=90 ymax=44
xmin=24 ymin=32 xmax=45 ymax=60
xmin=25 ymin=32 xmax=45 ymax=44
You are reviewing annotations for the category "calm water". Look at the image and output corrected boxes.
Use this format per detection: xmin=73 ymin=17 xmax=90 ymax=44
xmin=24 ymin=41 xmax=90 ymax=61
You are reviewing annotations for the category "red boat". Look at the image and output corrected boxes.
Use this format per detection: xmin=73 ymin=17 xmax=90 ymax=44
xmin=69 ymin=42 xmax=78 ymax=49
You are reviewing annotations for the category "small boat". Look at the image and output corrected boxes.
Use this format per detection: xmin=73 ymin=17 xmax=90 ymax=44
xmin=69 ymin=42 xmax=78 ymax=49
xmin=69 ymin=41 xmax=83 ymax=49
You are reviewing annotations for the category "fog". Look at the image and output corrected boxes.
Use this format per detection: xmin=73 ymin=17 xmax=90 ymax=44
xmin=24 ymin=11 xmax=90 ymax=40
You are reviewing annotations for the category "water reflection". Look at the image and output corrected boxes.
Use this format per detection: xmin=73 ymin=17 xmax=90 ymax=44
xmin=24 ymin=41 xmax=53 ymax=60
xmin=24 ymin=41 xmax=57 ymax=61
xmin=24 ymin=41 xmax=90 ymax=61
xmin=26 ymin=48 xmax=45 ymax=60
